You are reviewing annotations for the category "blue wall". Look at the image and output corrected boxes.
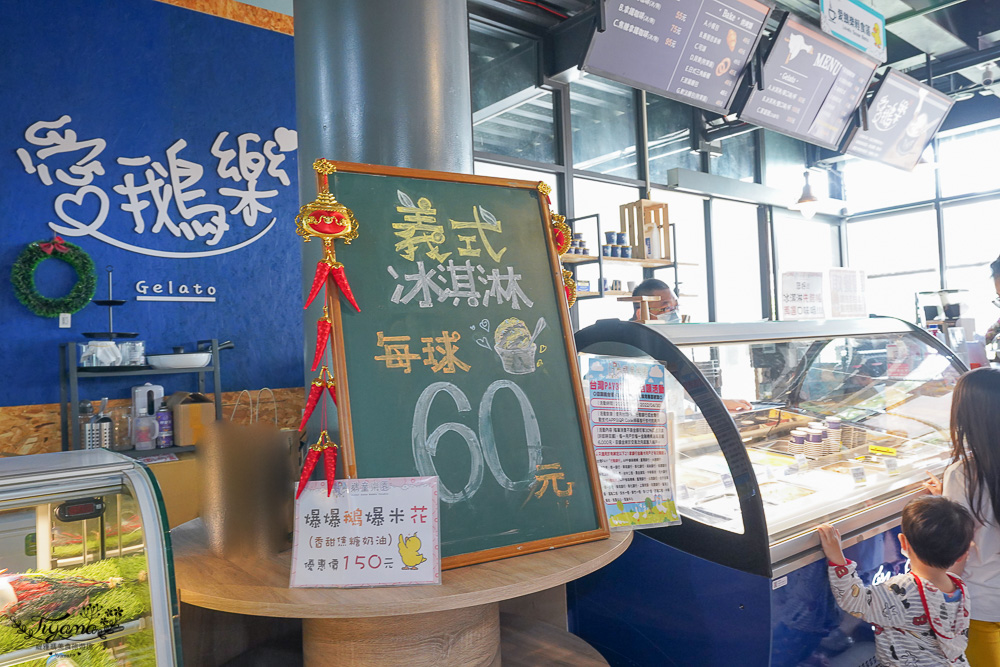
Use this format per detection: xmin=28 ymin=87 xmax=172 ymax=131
xmin=1 ymin=0 xmax=301 ymax=406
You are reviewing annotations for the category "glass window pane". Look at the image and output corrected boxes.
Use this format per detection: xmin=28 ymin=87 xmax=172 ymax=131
xmin=773 ymin=212 xmax=838 ymax=275
xmin=841 ymin=156 xmax=935 ymax=213
xmin=572 ymin=178 xmax=641 ymax=327
xmin=646 ymin=94 xmax=700 ymax=182
xmin=710 ymin=131 xmax=757 ymax=182
xmin=945 ymin=266 xmax=995 ymax=337
xmin=846 ymin=209 xmax=938 ymax=275
xmin=943 ymin=199 xmax=1000 ymax=334
xmin=473 ymin=161 xmax=560 ymax=208
xmin=712 ymin=199 xmax=762 ymax=322
xmin=938 ymin=122 xmax=1000 ymax=197
xmin=650 ymin=187 xmax=707 ymax=323
xmin=845 ymin=210 xmax=939 ymax=321
xmin=473 ymin=90 xmax=557 ymax=163
xmin=571 ymin=76 xmax=639 ymax=179
xmin=470 ymin=25 xmax=536 ymax=109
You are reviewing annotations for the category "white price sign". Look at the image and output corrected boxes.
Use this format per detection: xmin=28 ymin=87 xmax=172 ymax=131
xmin=291 ymin=476 xmax=441 ymax=588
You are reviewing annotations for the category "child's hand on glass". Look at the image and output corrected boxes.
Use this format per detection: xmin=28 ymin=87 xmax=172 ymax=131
xmin=817 ymin=523 xmax=847 ymax=566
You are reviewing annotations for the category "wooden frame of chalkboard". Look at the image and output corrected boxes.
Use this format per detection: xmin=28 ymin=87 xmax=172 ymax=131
xmin=313 ymin=161 xmax=609 ymax=569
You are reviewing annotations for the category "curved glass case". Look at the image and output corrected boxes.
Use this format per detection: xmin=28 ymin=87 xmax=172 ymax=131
xmin=0 ymin=449 xmax=180 ymax=666
xmin=576 ymin=317 xmax=965 ymax=577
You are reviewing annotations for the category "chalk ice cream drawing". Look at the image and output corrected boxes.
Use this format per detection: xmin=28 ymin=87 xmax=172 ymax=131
xmin=492 ymin=316 xmax=546 ymax=374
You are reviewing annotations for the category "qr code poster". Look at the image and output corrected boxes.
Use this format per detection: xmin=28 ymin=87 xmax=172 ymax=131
xmin=290 ymin=476 xmax=440 ymax=588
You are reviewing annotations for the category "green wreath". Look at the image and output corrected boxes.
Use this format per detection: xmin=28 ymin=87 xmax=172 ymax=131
xmin=11 ymin=238 xmax=96 ymax=317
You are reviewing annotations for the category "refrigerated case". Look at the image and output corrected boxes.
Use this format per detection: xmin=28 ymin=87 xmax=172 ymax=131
xmin=568 ymin=318 xmax=965 ymax=667
xmin=0 ymin=449 xmax=180 ymax=666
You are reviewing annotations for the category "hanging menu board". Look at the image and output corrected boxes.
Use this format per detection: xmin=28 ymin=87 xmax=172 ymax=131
xmin=319 ymin=162 xmax=608 ymax=569
xmin=583 ymin=0 xmax=770 ymax=113
xmin=844 ymin=69 xmax=954 ymax=171
xmin=737 ymin=14 xmax=878 ymax=150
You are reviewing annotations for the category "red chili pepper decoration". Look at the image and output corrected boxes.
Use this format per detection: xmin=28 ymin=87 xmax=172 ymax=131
xmin=295 ymin=432 xmax=337 ymax=499
xmin=329 ymin=263 xmax=360 ymax=313
xmin=304 ymin=260 xmax=331 ymax=309
xmin=298 ymin=373 xmax=327 ymax=432
xmin=311 ymin=305 xmax=333 ymax=372
xmin=296 ymin=446 xmax=321 ymax=499
xmin=324 ymin=443 xmax=338 ymax=496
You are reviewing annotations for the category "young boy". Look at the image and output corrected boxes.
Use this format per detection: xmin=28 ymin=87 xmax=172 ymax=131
xmin=817 ymin=495 xmax=975 ymax=666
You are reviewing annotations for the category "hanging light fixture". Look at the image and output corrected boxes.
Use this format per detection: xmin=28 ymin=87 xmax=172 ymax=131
xmin=789 ymin=170 xmax=819 ymax=219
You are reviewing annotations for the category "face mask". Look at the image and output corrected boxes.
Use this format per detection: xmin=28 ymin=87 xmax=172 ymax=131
xmin=657 ymin=310 xmax=680 ymax=324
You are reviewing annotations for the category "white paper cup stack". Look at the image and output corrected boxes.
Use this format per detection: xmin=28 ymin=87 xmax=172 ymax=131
xmin=788 ymin=429 xmax=807 ymax=455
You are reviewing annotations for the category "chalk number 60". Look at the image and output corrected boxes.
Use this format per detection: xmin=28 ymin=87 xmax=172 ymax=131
xmin=412 ymin=380 xmax=542 ymax=504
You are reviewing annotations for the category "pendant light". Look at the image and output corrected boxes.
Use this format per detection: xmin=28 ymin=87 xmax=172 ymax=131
xmin=790 ymin=171 xmax=819 ymax=219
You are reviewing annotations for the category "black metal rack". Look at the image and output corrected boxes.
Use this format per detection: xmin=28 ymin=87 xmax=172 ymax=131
xmin=58 ymin=339 xmax=224 ymax=452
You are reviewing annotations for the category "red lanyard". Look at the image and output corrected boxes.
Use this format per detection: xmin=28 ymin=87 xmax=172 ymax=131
xmin=913 ymin=573 xmax=966 ymax=640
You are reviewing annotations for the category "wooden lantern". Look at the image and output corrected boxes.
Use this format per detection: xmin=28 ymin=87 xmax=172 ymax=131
xmin=619 ymin=199 xmax=670 ymax=260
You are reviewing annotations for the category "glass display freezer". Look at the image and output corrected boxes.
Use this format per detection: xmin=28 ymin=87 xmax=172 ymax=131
xmin=0 ymin=449 xmax=181 ymax=666
xmin=568 ymin=318 xmax=965 ymax=667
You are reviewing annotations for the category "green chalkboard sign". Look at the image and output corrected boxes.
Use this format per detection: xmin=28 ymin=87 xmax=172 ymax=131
xmin=318 ymin=162 xmax=608 ymax=568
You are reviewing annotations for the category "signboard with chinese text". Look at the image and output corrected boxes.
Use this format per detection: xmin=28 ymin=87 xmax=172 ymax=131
xmin=1 ymin=0 xmax=300 ymax=407
xmin=736 ymin=14 xmax=878 ymax=150
xmin=584 ymin=357 xmax=680 ymax=530
xmin=323 ymin=163 xmax=608 ymax=568
xmin=829 ymin=268 xmax=867 ymax=318
xmin=291 ymin=477 xmax=440 ymax=588
xmin=845 ymin=69 xmax=954 ymax=171
xmin=780 ymin=271 xmax=825 ymax=320
xmin=820 ymin=0 xmax=886 ymax=62
xmin=584 ymin=0 xmax=770 ymax=113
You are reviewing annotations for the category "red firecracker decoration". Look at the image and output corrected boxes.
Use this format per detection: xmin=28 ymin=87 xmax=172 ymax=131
xmin=296 ymin=159 xmax=361 ymax=314
xmin=537 ymin=181 xmax=552 ymax=206
xmin=551 ymin=214 xmax=572 ymax=256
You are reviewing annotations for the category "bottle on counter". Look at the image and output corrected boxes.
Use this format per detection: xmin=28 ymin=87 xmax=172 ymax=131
xmin=155 ymin=404 xmax=173 ymax=449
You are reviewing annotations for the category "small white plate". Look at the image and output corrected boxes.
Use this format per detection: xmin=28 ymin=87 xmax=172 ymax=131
xmin=147 ymin=352 xmax=211 ymax=369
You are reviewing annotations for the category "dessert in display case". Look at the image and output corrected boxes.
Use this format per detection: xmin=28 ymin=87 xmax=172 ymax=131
xmin=0 ymin=450 xmax=180 ymax=666
xmin=567 ymin=318 xmax=965 ymax=667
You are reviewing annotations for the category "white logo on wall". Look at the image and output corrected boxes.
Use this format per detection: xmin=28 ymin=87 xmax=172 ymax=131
xmin=135 ymin=279 xmax=217 ymax=303
xmin=16 ymin=116 xmax=297 ymax=258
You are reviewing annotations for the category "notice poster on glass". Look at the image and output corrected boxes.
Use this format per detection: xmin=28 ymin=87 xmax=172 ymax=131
xmin=829 ymin=268 xmax=867 ymax=318
xmin=780 ymin=271 xmax=825 ymax=320
xmin=585 ymin=357 xmax=680 ymax=530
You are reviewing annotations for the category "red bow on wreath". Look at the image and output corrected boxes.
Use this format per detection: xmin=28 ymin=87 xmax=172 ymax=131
xmin=38 ymin=236 xmax=68 ymax=255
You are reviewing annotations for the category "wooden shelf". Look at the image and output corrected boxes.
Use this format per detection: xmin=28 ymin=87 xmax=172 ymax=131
xmin=604 ymin=290 xmax=631 ymax=296
xmin=602 ymin=257 xmax=674 ymax=268
xmin=576 ymin=292 xmax=602 ymax=300
xmin=560 ymin=255 xmax=598 ymax=265
xmin=120 ymin=445 xmax=196 ymax=458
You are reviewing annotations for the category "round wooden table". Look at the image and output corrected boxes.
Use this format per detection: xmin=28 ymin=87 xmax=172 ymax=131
xmin=171 ymin=519 xmax=631 ymax=666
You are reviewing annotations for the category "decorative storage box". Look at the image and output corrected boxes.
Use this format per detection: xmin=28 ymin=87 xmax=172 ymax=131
xmin=619 ymin=199 xmax=670 ymax=260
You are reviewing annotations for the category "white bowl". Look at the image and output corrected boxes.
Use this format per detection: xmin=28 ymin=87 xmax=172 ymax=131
xmin=147 ymin=352 xmax=212 ymax=369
